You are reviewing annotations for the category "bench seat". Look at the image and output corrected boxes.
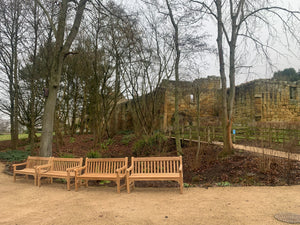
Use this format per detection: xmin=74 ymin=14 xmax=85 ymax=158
xmin=129 ymin=173 xmax=181 ymax=179
xmin=78 ymin=173 xmax=126 ymax=179
xmin=38 ymin=171 xmax=76 ymax=177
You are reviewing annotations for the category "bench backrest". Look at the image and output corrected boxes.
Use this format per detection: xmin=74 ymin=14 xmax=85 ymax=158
xmin=85 ymin=157 xmax=128 ymax=174
xmin=51 ymin=157 xmax=83 ymax=171
xmin=26 ymin=156 xmax=52 ymax=169
xmin=131 ymin=156 xmax=182 ymax=174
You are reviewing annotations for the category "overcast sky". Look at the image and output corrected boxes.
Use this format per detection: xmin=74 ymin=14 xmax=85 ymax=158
xmin=200 ymin=0 xmax=300 ymax=84
xmin=126 ymin=0 xmax=300 ymax=84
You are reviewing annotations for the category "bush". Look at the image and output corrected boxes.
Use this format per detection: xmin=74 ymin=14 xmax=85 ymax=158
xmin=121 ymin=134 xmax=135 ymax=146
xmin=69 ymin=137 xmax=76 ymax=143
xmin=59 ymin=153 xmax=75 ymax=158
xmin=0 ymin=150 xmax=30 ymax=162
xmin=101 ymin=138 xmax=114 ymax=150
xmin=86 ymin=150 xmax=101 ymax=158
xmin=133 ymin=132 xmax=167 ymax=157
xmin=118 ymin=130 xmax=133 ymax=135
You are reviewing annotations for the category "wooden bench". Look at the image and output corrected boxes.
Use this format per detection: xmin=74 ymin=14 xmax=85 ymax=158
xmin=36 ymin=157 xmax=83 ymax=191
xmin=13 ymin=156 xmax=51 ymax=185
xmin=75 ymin=157 xmax=128 ymax=193
xmin=126 ymin=156 xmax=183 ymax=194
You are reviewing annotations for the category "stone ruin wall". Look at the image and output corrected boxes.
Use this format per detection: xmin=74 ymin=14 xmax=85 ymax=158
xmin=162 ymin=76 xmax=220 ymax=131
xmin=111 ymin=77 xmax=299 ymax=134
xmin=234 ymin=79 xmax=300 ymax=124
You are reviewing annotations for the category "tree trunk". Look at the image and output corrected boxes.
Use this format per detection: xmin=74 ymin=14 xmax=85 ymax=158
xmin=215 ymin=0 xmax=233 ymax=156
xmin=165 ymin=0 xmax=182 ymax=156
xmin=40 ymin=75 xmax=60 ymax=156
xmin=79 ymin=85 xmax=87 ymax=135
xmin=195 ymin=87 xmax=202 ymax=160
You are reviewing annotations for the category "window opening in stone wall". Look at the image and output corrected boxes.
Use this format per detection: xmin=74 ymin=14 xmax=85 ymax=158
xmin=290 ymin=87 xmax=296 ymax=100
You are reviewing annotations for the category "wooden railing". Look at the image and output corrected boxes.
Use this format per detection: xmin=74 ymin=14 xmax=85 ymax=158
xmin=167 ymin=124 xmax=300 ymax=153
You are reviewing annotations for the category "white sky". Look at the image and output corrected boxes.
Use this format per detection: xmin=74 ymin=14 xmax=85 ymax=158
xmin=201 ymin=0 xmax=300 ymax=84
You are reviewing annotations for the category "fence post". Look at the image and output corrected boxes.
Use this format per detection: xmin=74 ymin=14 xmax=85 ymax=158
xmin=189 ymin=127 xmax=192 ymax=145
xmin=232 ymin=129 xmax=236 ymax=143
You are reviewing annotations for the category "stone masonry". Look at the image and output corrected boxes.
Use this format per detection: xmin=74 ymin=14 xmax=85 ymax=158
xmin=112 ymin=77 xmax=300 ymax=132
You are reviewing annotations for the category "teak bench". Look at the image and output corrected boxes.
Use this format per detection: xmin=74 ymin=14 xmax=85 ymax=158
xmin=36 ymin=157 xmax=83 ymax=191
xmin=13 ymin=156 xmax=51 ymax=185
xmin=75 ymin=157 xmax=128 ymax=193
xmin=126 ymin=156 xmax=183 ymax=194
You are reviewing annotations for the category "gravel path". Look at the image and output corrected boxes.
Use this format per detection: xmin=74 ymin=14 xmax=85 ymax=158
xmin=1 ymin=162 xmax=300 ymax=225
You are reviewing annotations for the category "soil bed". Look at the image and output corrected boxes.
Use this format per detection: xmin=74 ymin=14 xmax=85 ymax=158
xmin=1 ymin=134 xmax=299 ymax=188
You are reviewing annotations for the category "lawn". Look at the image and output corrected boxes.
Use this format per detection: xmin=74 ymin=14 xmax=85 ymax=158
xmin=0 ymin=133 xmax=41 ymax=141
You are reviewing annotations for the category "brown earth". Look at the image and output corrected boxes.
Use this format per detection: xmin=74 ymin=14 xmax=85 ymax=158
xmin=1 ymin=162 xmax=300 ymax=225
xmin=1 ymin=134 xmax=299 ymax=187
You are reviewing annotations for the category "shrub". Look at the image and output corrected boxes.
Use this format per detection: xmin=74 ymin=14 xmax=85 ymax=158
xmin=118 ymin=130 xmax=133 ymax=135
xmin=69 ymin=137 xmax=75 ymax=143
xmin=59 ymin=153 xmax=75 ymax=158
xmin=101 ymin=138 xmax=114 ymax=150
xmin=121 ymin=134 xmax=135 ymax=146
xmin=0 ymin=150 xmax=30 ymax=162
xmin=86 ymin=150 xmax=101 ymax=158
xmin=133 ymin=132 xmax=167 ymax=157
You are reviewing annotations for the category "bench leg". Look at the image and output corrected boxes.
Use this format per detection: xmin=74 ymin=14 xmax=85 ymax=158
xmin=116 ymin=179 xmax=120 ymax=193
xmin=127 ymin=179 xmax=133 ymax=194
xmin=85 ymin=180 xmax=88 ymax=188
xmin=127 ymin=181 xmax=130 ymax=194
xmin=67 ymin=176 xmax=71 ymax=191
xmin=25 ymin=175 xmax=28 ymax=180
xmin=75 ymin=177 xmax=79 ymax=191
xmin=38 ymin=175 xmax=42 ymax=187
xmin=13 ymin=172 xmax=16 ymax=182
xmin=179 ymin=179 xmax=183 ymax=194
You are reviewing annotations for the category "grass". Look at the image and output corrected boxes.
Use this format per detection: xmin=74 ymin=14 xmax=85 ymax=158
xmin=0 ymin=133 xmax=41 ymax=141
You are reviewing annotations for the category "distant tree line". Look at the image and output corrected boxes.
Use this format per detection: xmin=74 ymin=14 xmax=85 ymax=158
xmin=273 ymin=68 xmax=300 ymax=82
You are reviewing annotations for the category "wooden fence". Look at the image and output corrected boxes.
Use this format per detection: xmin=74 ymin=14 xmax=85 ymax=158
xmin=168 ymin=124 xmax=300 ymax=153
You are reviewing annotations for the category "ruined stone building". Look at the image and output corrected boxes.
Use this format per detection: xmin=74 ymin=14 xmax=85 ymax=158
xmin=112 ymin=77 xmax=300 ymax=133
xmin=234 ymin=79 xmax=300 ymax=124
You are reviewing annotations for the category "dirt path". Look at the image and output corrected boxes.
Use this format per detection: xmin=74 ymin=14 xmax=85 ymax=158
xmin=1 ymin=163 xmax=300 ymax=225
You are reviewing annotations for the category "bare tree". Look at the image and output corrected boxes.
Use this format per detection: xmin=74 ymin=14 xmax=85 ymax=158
xmin=38 ymin=0 xmax=89 ymax=156
xmin=192 ymin=0 xmax=300 ymax=155
xmin=0 ymin=0 xmax=25 ymax=149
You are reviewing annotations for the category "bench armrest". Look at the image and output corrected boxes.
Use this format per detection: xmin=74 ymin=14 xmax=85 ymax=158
xmin=66 ymin=166 xmax=82 ymax=172
xmin=116 ymin=165 xmax=127 ymax=175
xmin=36 ymin=164 xmax=51 ymax=173
xmin=74 ymin=165 xmax=87 ymax=176
xmin=126 ymin=164 xmax=134 ymax=176
xmin=13 ymin=162 xmax=27 ymax=169
xmin=179 ymin=164 xmax=183 ymax=172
